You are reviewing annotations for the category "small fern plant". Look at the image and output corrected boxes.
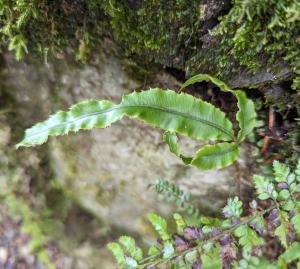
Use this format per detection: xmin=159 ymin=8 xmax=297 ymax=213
xmin=17 ymin=74 xmax=256 ymax=170
xmin=150 ymin=178 xmax=199 ymax=217
xmin=108 ymin=160 xmax=300 ymax=269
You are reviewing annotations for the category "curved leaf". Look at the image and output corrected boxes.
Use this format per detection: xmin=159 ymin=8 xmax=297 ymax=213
xmin=181 ymin=74 xmax=232 ymax=92
xmin=107 ymin=243 xmax=126 ymax=267
xmin=163 ymin=131 xmax=181 ymax=156
xmin=17 ymin=100 xmax=123 ymax=148
xmin=234 ymin=90 xmax=256 ymax=141
xmin=164 ymin=132 xmax=239 ymax=170
xmin=191 ymin=142 xmax=240 ymax=170
xmin=163 ymin=132 xmax=192 ymax=165
xmin=181 ymin=74 xmax=257 ymax=142
xmin=120 ymin=89 xmax=234 ymax=141
xmin=148 ymin=213 xmax=171 ymax=241
xmin=17 ymin=88 xmax=234 ymax=148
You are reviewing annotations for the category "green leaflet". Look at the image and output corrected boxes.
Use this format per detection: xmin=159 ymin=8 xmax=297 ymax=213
xmin=119 ymin=236 xmax=143 ymax=262
xmin=148 ymin=213 xmax=171 ymax=241
xmin=17 ymin=88 xmax=234 ymax=148
xmin=275 ymin=212 xmax=289 ymax=248
xmin=16 ymin=99 xmax=123 ymax=148
xmin=202 ymin=246 xmax=222 ymax=269
xmin=191 ymin=142 xmax=240 ymax=170
xmin=235 ymin=90 xmax=257 ymax=141
xmin=173 ymin=213 xmax=186 ymax=234
xmin=279 ymin=242 xmax=300 ymax=263
xmin=181 ymin=74 xmax=257 ymax=142
xmin=291 ymin=214 xmax=300 ymax=235
xmin=273 ymin=161 xmax=290 ymax=182
xmin=107 ymin=242 xmax=126 ymax=267
xmin=234 ymin=225 xmax=264 ymax=253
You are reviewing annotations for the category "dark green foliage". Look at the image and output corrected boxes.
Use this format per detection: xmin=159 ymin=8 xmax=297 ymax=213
xmin=108 ymin=160 xmax=300 ymax=268
xmin=1 ymin=0 xmax=299 ymax=93
xmin=0 ymin=0 xmax=202 ymax=64
xmin=101 ymin=0 xmax=202 ymax=65
xmin=216 ymin=0 xmax=300 ymax=90
xmin=0 ymin=0 xmax=109 ymax=61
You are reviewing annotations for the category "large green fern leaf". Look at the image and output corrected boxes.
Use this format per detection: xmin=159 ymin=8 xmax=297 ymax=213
xmin=119 ymin=89 xmax=234 ymax=141
xmin=17 ymin=89 xmax=234 ymax=148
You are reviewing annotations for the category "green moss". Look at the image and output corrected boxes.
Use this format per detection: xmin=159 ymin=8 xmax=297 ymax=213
xmin=101 ymin=0 xmax=202 ymax=63
xmin=0 ymin=0 xmax=109 ymax=61
xmin=0 ymin=1 xmax=203 ymax=66
xmin=214 ymin=0 xmax=300 ymax=90
xmin=0 ymin=0 xmax=299 ymax=91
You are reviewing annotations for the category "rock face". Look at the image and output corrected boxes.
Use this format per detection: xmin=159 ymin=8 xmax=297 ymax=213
xmin=0 ymin=50 xmax=248 ymax=268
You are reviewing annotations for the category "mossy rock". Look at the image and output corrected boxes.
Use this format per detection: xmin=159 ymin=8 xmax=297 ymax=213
xmin=2 ymin=0 xmax=297 ymax=89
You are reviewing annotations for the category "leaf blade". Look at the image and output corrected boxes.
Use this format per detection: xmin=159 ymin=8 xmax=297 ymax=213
xmin=235 ymin=90 xmax=257 ymax=141
xmin=191 ymin=142 xmax=240 ymax=170
xmin=18 ymin=88 xmax=235 ymax=148
xmin=119 ymin=236 xmax=143 ymax=262
xmin=121 ymin=89 xmax=234 ymax=141
xmin=107 ymin=242 xmax=126 ymax=266
xmin=181 ymin=74 xmax=232 ymax=92
xmin=148 ymin=213 xmax=171 ymax=241
xmin=17 ymin=99 xmax=123 ymax=148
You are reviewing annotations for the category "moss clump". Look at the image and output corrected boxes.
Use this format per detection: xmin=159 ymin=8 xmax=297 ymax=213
xmin=0 ymin=1 xmax=224 ymax=69
xmin=101 ymin=0 xmax=203 ymax=66
xmin=214 ymin=0 xmax=300 ymax=90
xmin=0 ymin=0 xmax=109 ymax=61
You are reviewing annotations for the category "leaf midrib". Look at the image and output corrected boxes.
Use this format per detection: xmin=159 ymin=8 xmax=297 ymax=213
xmin=25 ymin=104 xmax=234 ymax=140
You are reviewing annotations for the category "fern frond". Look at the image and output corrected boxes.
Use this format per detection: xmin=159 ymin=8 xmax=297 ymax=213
xmin=17 ymin=88 xmax=234 ymax=148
